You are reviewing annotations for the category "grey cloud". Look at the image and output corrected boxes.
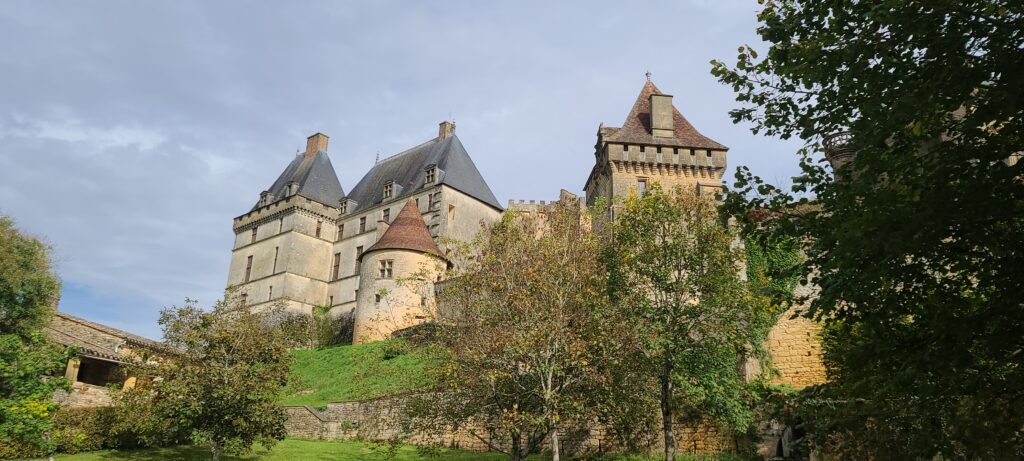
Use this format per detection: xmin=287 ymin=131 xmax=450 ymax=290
xmin=0 ymin=0 xmax=803 ymax=338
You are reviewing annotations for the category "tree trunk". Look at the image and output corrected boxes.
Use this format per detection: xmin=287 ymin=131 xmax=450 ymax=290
xmin=211 ymin=439 xmax=222 ymax=461
xmin=511 ymin=430 xmax=523 ymax=461
xmin=551 ymin=424 xmax=561 ymax=461
xmin=662 ymin=356 xmax=676 ymax=461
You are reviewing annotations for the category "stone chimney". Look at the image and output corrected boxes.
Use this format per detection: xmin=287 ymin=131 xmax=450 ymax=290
xmin=305 ymin=133 xmax=329 ymax=158
xmin=650 ymin=94 xmax=674 ymax=138
xmin=438 ymin=121 xmax=455 ymax=141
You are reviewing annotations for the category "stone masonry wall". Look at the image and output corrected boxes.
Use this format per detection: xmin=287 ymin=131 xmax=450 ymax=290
xmin=284 ymin=395 xmax=737 ymax=456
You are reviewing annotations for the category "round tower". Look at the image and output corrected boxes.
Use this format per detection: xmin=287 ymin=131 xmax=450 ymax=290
xmin=353 ymin=200 xmax=447 ymax=344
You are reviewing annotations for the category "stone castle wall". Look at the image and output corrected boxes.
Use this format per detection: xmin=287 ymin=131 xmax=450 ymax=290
xmin=283 ymin=395 xmax=736 ymax=456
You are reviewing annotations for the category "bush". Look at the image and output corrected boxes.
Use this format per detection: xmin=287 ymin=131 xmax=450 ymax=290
xmin=51 ymin=407 xmax=113 ymax=453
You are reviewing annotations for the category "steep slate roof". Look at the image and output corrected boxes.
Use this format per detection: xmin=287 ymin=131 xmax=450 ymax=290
xmin=345 ymin=134 xmax=501 ymax=212
xmin=362 ymin=200 xmax=443 ymax=259
xmin=253 ymin=151 xmax=346 ymax=210
xmin=44 ymin=312 xmax=170 ymax=361
xmin=606 ymin=80 xmax=728 ymax=150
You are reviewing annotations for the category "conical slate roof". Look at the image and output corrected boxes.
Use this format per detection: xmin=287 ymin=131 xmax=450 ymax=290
xmin=605 ymin=80 xmax=728 ymax=150
xmin=253 ymin=151 xmax=345 ymax=210
xmin=362 ymin=200 xmax=443 ymax=259
xmin=345 ymin=134 xmax=501 ymax=212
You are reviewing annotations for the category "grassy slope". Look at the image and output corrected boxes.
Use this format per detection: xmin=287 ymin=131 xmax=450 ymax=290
xmin=280 ymin=339 xmax=437 ymax=407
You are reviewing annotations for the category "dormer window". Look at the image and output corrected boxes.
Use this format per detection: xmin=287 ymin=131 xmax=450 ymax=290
xmin=258 ymin=191 xmax=272 ymax=207
xmin=425 ymin=165 xmax=437 ymax=184
xmin=384 ymin=181 xmax=394 ymax=199
xmin=285 ymin=181 xmax=299 ymax=197
xmin=339 ymin=199 xmax=348 ymax=214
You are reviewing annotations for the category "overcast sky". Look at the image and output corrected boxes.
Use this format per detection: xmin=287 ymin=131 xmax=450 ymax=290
xmin=0 ymin=1 xmax=803 ymax=339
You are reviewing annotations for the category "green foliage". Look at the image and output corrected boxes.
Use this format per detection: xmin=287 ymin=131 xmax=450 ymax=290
xmin=277 ymin=305 xmax=354 ymax=350
xmin=280 ymin=339 xmax=437 ymax=407
xmin=0 ymin=215 xmax=68 ymax=458
xmin=602 ymin=185 xmax=768 ymax=461
xmin=116 ymin=296 xmax=293 ymax=461
xmin=419 ymin=201 xmax=618 ymax=461
xmin=713 ymin=1 xmax=1024 ymax=458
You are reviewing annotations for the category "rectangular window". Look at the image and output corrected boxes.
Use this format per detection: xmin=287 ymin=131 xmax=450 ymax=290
xmin=384 ymin=182 xmax=394 ymax=199
xmin=316 ymin=220 xmax=322 ymax=238
xmin=240 ymin=293 xmax=247 ymax=306
xmin=706 ymin=149 xmax=713 ymax=157
xmin=278 ymin=218 xmax=283 ymax=233
xmin=272 ymin=247 xmax=278 ymax=273
xmin=329 ymin=295 xmax=334 ymax=306
xmin=690 ymin=148 xmax=696 ymax=156
xmin=637 ymin=178 xmax=648 ymax=199
xmin=332 ymin=252 xmax=341 ymax=280
xmin=251 ymin=227 xmax=257 ymax=243
xmin=340 ymin=200 xmax=348 ymax=214
xmin=378 ymin=259 xmax=393 ymax=279
xmin=425 ymin=167 xmax=436 ymax=184
xmin=448 ymin=204 xmax=455 ymax=222
xmin=355 ymin=246 xmax=363 ymax=273
xmin=244 ymin=255 xmax=253 ymax=282
xmin=359 ymin=217 xmax=366 ymax=233
xmin=337 ymin=224 xmax=344 ymax=241
xmin=415 ymin=197 xmax=420 ymax=208
xmin=268 ymin=286 xmax=273 ymax=301
xmin=375 ymin=293 xmax=381 ymax=303
xmin=382 ymin=208 xmax=390 ymax=223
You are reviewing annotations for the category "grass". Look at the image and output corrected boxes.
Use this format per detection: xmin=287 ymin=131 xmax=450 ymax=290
xmin=280 ymin=339 xmax=438 ymax=407
xmin=37 ymin=438 xmax=509 ymax=461
xmin=37 ymin=439 xmax=748 ymax=461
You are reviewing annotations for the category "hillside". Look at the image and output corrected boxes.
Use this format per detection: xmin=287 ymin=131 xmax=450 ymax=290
xmin=280 ymin=339 xmax=438 ymax=407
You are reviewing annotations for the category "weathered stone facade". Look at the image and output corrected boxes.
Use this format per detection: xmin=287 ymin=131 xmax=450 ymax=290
xmin=282 ymin=396 xmax=736 ymax=456
xmin=228 ymin=123 xmax=502 ymax=342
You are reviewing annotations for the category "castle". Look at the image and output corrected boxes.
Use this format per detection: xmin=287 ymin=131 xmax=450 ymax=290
xmin=226 ymin=78 xmax=823 ymax=384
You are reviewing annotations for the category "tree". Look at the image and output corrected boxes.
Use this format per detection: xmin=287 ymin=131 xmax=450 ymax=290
xmin=0 ymin=215 xmax=68 ymax=458
xmin=712 ymin=1 xmax=1024 ymax=458
xmin=603 ymin=185 xmax=766 ymax=461
xmin=419 ymin=200 xmax=617 ymax=461
xmin=118 ymin=296 xmax=292 ymax=461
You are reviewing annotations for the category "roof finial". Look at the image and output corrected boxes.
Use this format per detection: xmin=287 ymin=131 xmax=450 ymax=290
xmin=645 ymin=70 xmax=652 ymax=81
xmin=375 ymin=150 xmax=380 ymax=163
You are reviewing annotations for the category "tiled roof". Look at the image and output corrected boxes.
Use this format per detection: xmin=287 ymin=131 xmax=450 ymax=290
xmin=44 ymin=312 xmax=170 ymax=361
xmin=607 ymin=80 xmax=728 ymax=150
xmin=253 ymin=151 xmax=346 ymax=210
xmin=362 ymin=200 xmax=443 ymax=259
xmin=345 ymin=134 xmax=502 ymax=212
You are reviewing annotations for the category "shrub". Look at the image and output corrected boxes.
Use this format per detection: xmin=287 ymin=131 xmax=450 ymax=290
xmin=51 ymin=407 xmax=113 ymax=454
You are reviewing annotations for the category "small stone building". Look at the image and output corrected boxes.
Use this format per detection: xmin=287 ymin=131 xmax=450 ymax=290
xmin=44 ymin=311 xmax=168 ymax=407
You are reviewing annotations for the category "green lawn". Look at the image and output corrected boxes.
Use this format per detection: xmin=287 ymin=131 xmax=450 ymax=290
xmin=39 ymin=439 xmax=743 ymax=461
xmin=40 ymin=438 xmax=508 ymax=461
xmin=280 ymin=339 xmax=438 ymax=407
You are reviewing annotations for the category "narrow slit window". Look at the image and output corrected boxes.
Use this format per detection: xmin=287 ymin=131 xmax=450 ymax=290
xmin=272 ymin=247 xmax=279 ymax=273
xmin=244 ymin=255 xmax=253 ymax=282
xmin=332 ymin=252 xmax=341 ymax=280
xmin=382 ymin=208 xmax=390 ymax=223
xmin=359 ymin=217 xmax=366 ymax=233
xmin=354 ymin=246 xmax=363 ymax=273
xmin=251 ymin=227 xmax=258 ymax=243
xmin=637 ymin=178 xmax=648 ymax=199
xmin=337 ymin=224 xmax=344 ymax=241
xmin=315 ymin=220 xmax=322 ymax=238
xmin=268 ymin=286 xmax=273 ymax=301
